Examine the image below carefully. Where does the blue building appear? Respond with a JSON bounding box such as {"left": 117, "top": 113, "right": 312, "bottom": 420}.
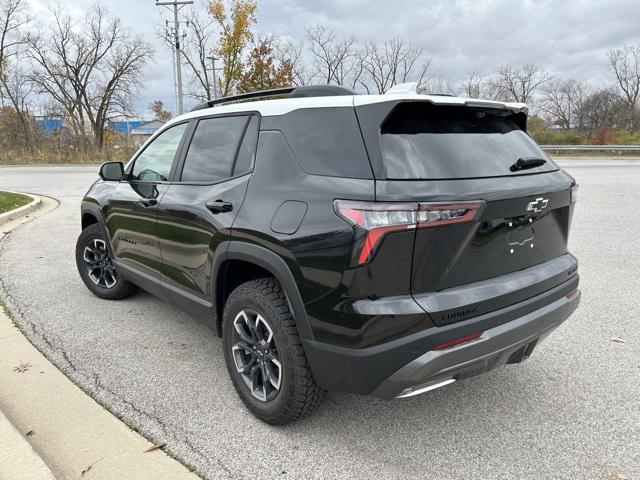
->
{"left": 105, "top": 120, "right": 147, "bottom": 134}
{"left": 33, "top": 117, "right": 164, "bottom": 145}
{"left": 34, "top": 116, "right": 64, "bottom": 135}
{"left": 130, "top": 120, "right": 166, "bottom": 146}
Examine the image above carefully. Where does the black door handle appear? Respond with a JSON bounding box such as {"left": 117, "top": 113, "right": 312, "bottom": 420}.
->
{"left": 138, "top": 198, "right": 158, "bottom": 207}
{"left": 205, "top": 199, "right": 233, "bottom": 214}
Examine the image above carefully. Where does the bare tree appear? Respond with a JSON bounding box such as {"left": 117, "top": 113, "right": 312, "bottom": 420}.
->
{"left": 461, "top": 69, "right": 485, "bottom": 98}
{"left": 581, "top": 88, "right": 625, "bottom": 135}
{"left": 305, "top": 25, "right": 362, "bottom": 88}
{"left": 540, "top": 79, "right": 574, "bottom": 129}
{"left": 540, "top": 79, "right": 591, "bottom": 130}
{"left": 360, "top": 37, "right": 431, "bottom": 93}
{"left": 274, "top": 38, "right": 311, "bottom": 86}
{"left": 570, "top": 80, "right": 590, "bottom": 131}
{"left": 0, "top": 0, "right": 32, "bottom": 147}
{"left": 607, "top": 45, "right": 640, "bottom": 130}
{"left": 422, "top": 76, "right": 457, "bottom": 96}
{"left": 26, "top": 5, "right": 153, "bottom": 147}
{"left": 0, "top": 0, "right": 28, "bottom": 79}
{"left": 490, "top": 63, "right": 553, "bottom": 104}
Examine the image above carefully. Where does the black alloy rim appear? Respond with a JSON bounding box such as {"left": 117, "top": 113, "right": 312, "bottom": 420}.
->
{"left": 83, "top": 239, "right": 118, "bottom": 289}
{"left": 231, "top": 309, "right": 283, "bottom": 402}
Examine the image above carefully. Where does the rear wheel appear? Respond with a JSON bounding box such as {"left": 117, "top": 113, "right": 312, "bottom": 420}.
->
{"left": 222, "top": 278, "right": 325, "bottom": 425}
{"left": 75, "top": 224, "right": 138, "bottom": 300}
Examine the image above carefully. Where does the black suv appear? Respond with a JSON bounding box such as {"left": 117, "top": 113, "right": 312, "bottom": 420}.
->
{"left": 76, "top": 84, "right": 580, "bottom": 424}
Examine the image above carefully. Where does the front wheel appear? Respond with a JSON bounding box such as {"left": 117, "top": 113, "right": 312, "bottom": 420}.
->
{"left": 222, "top": 278, "right": 326, "bottom": 425}
{"left": 75, "top": 224, "right": 138, "bottom": 300}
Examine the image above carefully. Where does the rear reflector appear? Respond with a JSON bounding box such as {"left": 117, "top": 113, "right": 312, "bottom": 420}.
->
{"left": 334, "top": 200, "right": 484, "bottom": 265}
{"left": 432, "top": 331, "right": 483, "bottom": 350}
{"left": 566, "top": 289, "right": 579, "bottom": 299}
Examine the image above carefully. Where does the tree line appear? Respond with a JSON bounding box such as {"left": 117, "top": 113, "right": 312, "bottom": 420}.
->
{"left": 1, "top": 0, "right": 640, "bottom": 164}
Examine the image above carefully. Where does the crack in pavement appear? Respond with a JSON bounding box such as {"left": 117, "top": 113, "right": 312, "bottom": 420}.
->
{"left": 0, "top": 211, "right": 239, "bottom": 480}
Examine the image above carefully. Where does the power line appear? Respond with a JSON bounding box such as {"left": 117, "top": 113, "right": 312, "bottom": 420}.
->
{"left": 155, "top": 0, "right": 193, "bottom": 115}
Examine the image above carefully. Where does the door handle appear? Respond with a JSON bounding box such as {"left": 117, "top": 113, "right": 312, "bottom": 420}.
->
{"left": 138, "top": 198, "right": 158, "bottom": 207}
{"left": 205, "top": 199, "right": 233, "bottom": 214}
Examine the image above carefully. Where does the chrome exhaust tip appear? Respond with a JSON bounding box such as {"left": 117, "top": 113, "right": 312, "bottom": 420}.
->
{"left": 395, "top": 378, "right": 456, "bottom": 399}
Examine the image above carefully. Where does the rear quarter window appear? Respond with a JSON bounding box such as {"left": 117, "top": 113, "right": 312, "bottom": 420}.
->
{"left": 277, "top": 107, "right": 373, "bottom": 179}
{"left": 380, "top": 103, "right": 558, "bottom": 179}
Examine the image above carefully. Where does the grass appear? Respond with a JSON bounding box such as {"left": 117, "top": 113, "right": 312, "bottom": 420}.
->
{"left": 0, "top": 191, "right": 31, "bottom": 215}
{"left": 0, "top": 297, "right": 21, "bottom": 329}
{"left": 0, "top": 298, "right": 11, "bottom": 317}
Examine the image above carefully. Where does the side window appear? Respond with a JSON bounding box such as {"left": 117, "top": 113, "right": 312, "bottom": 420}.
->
{"left": 280, "top": 107, "right": 372, "bottom": 178}
{"left": 131, "top": 123, "right": 188, "bottom": 182}
{"left": 233, "top": 115, "right": 259, "bottom": 176}
{"left": 180, "top": 115, "right": 248, "bottom": 183}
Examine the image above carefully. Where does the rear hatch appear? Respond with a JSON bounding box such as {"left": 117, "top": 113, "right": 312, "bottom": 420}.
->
{"left": 355, "top": 100, "right": 578, "bottom": 326}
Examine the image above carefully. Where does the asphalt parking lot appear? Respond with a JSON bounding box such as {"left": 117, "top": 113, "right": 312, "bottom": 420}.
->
{"left": 0, "top": 159, "right": 638, "bottom": 480}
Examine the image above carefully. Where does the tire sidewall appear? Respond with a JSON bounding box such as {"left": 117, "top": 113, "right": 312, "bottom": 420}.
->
{"left": 75, "top": 224, "right": 131, "bottom": 300}
{"left": 222, "top": 285, "right": 296, "bottom": 420}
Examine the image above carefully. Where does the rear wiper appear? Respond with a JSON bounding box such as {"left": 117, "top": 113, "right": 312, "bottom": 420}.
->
{"left": 510, "top": 157, "right": 547, "bottom": 172}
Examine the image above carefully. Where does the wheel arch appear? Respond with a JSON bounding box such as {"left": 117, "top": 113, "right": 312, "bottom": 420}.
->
{"left": 213, "top": 241, "right": 313, "bottom": 343}
{"left": 80, "top": 203, "right": 114, "bottom": 254}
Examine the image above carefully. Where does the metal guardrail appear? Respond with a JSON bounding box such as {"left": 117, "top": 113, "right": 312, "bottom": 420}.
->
{"left": 541, "top": 145, "right": 640, "bottom": 153}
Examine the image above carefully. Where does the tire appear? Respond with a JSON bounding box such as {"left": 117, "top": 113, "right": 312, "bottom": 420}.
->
{"left": 222, "top": 277, "right": 326, "bottom": 425}
{"left": 75, "top": 224, "right": 138, "bottom": 300}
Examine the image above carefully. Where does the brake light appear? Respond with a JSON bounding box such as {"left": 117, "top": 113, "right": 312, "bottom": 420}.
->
{"left": 334, "top": 200, "right": 484, "bottom": 265}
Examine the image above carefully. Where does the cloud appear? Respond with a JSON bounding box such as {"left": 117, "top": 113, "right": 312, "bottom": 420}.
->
{"left": 25, "top": 0, "right": 640, "bottom": 117}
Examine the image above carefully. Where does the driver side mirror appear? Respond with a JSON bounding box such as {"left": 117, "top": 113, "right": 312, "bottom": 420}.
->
{"left": 99, "top": 161, "right": 124, "bottom": 181}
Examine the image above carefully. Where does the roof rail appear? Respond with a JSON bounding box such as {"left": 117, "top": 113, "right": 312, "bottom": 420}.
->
{"left": 190, "top": 85, "right": 355, "bottom": 112}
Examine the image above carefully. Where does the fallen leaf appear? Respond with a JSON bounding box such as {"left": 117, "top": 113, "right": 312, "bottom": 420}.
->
{"left": 611, "top": 336, "right": 626, "bottom": 344}
{"left": 612, "top": 473, "right": 630, "bottom": 480}
{"left": 81, "top": 458, "right": 103, "bottom": 476}
{"left": 144, "top": 442, "right": 166, "bottom": 453}
{"left": 25, "top": 430, "right": 34, "bottom": 436}
{"left": 13, "top": 362, "right": 32, "bottom": 373}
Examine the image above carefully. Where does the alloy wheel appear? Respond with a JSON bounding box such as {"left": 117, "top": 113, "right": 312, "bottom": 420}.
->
{"left": 231, "top": 309, "right": 282, "bottom": 402}
{"left": 83, "top": 239, "right": 118, "bottom": 289}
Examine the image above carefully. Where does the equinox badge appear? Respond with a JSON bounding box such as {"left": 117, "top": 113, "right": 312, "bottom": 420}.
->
{"left": 526, "top": 197, "right": 549, "bottom": 213}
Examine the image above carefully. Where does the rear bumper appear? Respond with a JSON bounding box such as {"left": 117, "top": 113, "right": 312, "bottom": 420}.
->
{"left": 303, "top": 276, "right": 580, "bottom": 397}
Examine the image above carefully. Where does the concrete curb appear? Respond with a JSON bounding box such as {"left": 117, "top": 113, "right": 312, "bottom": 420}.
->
{"left": 0, "top": 191, "right": 42, "bottom": 226}
{"left": 0, "top": 197, "right": 199, "bottom": 480}
{"left": 0, "top": 410, "right": 56, "bottom": 480}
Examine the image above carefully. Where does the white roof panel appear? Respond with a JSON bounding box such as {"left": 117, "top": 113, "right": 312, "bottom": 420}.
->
{"left": 164, "top": 93, "right": 528, "bottom": 129}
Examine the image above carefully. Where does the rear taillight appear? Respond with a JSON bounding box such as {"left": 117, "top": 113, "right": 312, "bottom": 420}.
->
{"left": 570, "top": 184, "right": 578, "bottom": 204}
{"left": 334, "top": 200, "right": 484, "bottom": 266}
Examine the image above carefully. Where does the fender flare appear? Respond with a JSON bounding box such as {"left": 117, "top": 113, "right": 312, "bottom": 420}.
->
{"left": 80, "top": 203, "right": 114, "bottom": 253}
{"left": 213, "top": 241, "right": 314, "bottom": 342}
{"left": 81, "top": 203, "right": 127, "bottom": 274}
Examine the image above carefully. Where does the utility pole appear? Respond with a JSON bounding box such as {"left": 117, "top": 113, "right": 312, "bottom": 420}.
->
{"left": 155, "top": 0, "right": 193, "bottom": 115}
{"left": 207, "top": 56, "right": 222, "bottom": 99}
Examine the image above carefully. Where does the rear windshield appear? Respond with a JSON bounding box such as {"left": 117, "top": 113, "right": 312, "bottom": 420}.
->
{"left": 380, "top": 103, "right": 557, "bottom": 179}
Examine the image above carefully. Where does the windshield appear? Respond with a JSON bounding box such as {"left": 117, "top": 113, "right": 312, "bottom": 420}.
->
{"left": 380, "top": 103, "right": 557, "bottom": 179}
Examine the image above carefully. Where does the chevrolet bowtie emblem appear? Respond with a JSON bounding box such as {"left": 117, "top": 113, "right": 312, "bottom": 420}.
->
{"left": 526, "top": 197, "right": 549, "bottom": 213}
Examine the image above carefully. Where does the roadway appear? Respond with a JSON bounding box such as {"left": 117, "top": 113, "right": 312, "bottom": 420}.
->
{"left": 0, "top": 159, "right": 638, "bottom": 479}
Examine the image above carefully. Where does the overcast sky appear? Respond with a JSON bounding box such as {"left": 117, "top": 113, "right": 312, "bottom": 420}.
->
{"left": 26, "top": 0, "right": 640, "bottom": 118}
